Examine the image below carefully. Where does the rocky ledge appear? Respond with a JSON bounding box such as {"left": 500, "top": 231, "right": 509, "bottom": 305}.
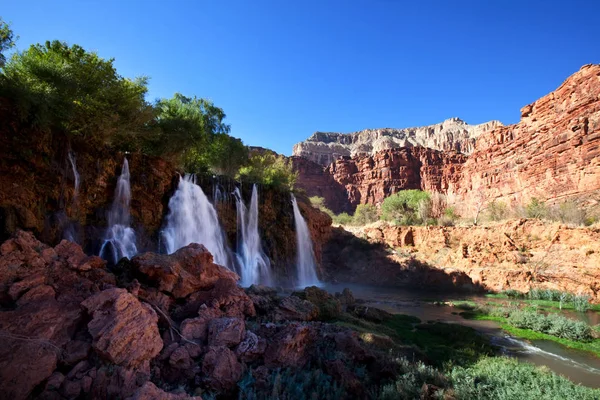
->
{"left": 292, "top": 118, "right": 502, "bottom": 166}
{"left": 0, "top": 231, "right": 410, "bottom": 400}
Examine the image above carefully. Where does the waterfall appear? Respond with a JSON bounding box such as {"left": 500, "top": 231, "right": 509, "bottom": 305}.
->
{"left": 234, "top": 185, "right": 272, "bottom": 286}
{"left": 291, "top": 194, "right": 321, "bottom": 287}
{"left": 68, "top": 151, "right": 80, "bottom": 199}
{"left": 161, "top": 174, "right": 232, "bottom": 268}
{"left": 63, "top": 151, "right": 81, "bottom": 242}
{"left": 99, "top": 158, "right": 138, "bottom": 263}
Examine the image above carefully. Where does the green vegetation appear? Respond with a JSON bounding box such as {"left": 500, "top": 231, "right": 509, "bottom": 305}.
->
{"left": 353, "top": 203, "right": 378, "bottom": 225}
{"left": 0, "top": 22, "right": 270, "bottom": 183}
{"left": 381, "top": 190, "right": 431, "bottom": 224}
{"left": 489, "top": 288, "right": 594, "bottom": 312}
{"left": 483, "top": 197, "right": 597, "bottom": 226}
{"left": 461, "top": 300, "right": 600, "bottom": 356}
{"left": 0, "top": 18, "right": 16, "bottom": 67}
{"left": 506, "top": 309, "right": 592, "bottom": 341}
{"left": 449, "top": 357, "right": 600, "bottom": 400}
{"left": 237, "top": 153, "right": 296, "bottom": 190}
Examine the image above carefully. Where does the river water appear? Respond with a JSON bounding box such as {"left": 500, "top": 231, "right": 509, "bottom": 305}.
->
{"left": 321, "top": 283, "right": 600, "bottom": 388}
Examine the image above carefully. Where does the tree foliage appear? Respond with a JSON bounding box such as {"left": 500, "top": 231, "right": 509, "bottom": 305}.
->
{"left": 1, "top": 40, "right": 152, "bottom": 143}
{"left": 380, "top": 190, "right": 431, "bottom": 224}
{"left": 237, "top": 153, "right": 296, "bottom": 190}
{"left": 0, "top": 17, "right": 16, "bottom": 67}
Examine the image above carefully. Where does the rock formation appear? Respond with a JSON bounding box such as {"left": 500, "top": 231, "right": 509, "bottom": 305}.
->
{"left": 294, "top": 64, "right": 600, "bottom": 216}
{"left": 294, "top": 147, "right": 466, "bottom": 213}
{"left": 449, "top": 64, "right": 600, "bottom": 215}
{"left": 331, "top": 219, "right": 600, "bottom": 302}
{"left": 293, "top": 117, "right": 502, "bottom": 166}
{"left": 0, "top": 230, "right": 405, "bottom": 400}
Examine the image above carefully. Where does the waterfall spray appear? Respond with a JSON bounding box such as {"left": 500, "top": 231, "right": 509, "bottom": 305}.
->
{"left": 234, "top": 185, "right": 272, "bottom": 286}
{"left": 291, "top": 194, "right": 320, "bottom": 288}
{"left": 161, "top": 174, "right": 232, "bottom": 268}
{"left": 99, "top": 158, "right": 138, "bottom": 263}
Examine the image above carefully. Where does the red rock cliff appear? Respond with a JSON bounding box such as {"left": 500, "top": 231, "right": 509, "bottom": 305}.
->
{"left": 449, "top": 64, "right": 600, "bottom": 214}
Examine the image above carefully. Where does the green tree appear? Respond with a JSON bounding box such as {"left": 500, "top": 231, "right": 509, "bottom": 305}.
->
{"left": 205, "top": 133, "right": 249, "bottom": 176}
{"left": 1, "top": 40, "right": 152, "bottom": 143}
{"left": 237, "top": 153, "right": 296, "bottom": 190}
{"left": 353, "top": 203, "right": 378, "bottom": 225}
{"left": 525, "top": 197, "right": 548, "bottom": 219}
{"left": 380, "top": 190, "right": 431, "bottom": 224}
{"left": 0, "top": 18, "right": 16, "bottom": 67}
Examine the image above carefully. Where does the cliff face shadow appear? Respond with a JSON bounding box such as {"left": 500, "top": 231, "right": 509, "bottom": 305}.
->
{"left": 322, "top": 227, "right": 486, "bottom": 293}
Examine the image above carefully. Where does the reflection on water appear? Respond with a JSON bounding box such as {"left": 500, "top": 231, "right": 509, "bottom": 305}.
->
{"left": 321, "top": 283, "right": 600, "bottom": 388}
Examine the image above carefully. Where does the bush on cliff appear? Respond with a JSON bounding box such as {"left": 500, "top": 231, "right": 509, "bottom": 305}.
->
{"left": 237, "top": 153, "right": 296, "bottom": 190}
{"left": 1, "top": 40, "right": 153, "bottom": 144}
{"left": 0, "top": 18, "right": 16, "bottom": 68}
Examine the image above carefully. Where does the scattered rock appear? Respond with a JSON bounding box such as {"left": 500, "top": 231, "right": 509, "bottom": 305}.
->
{"left": 208, "top": 317, "right": 245, "bottom": 347}
{"left": 202, "top": 346, "right": 242, "bottom": 392}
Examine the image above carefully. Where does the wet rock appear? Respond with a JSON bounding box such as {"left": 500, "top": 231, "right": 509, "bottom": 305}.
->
{"left": 246, "top": 284, "right": 279, "bottom": 314}
{"left": 235, "top": 331, "right": 267, "bottom": 362}
{"left": 208, "top": 317, "right": 245, "bottom": 347}
{"left": 169, "top": 346, "right": 192, "bottom": 370}
{"left": 350, "top": 305, "right": 393, "bottom": 323}
{"left": 82, "top": 288, "right": 163, "bottom": 368}
{"left": 264, "top": 323, "right": 316, "bottom": 368}
{"left": 202, "top": 346, "right": 242, "bottom": 392}
{"left": 295, "top": 286, "right": 341, "bottom": 320}
{"left": 131, "top": 244, "right": 239, "bottom": 299}
{"left": 63, "top": 340, "right": 91, "bottom": 366}
{"left": 128, "top": 381, "right": 202, "bottom": 400}
{"left": 274, "top": 295, "right": 318, "bottom": 321}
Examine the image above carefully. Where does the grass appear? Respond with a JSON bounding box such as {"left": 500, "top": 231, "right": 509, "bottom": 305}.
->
{"left": 462, "top": 311, "right": 600, "bottom": 357}
{"left": 337, "top": 313, "right": 495, "bottom": 368}
{"left": 485, "top": 294, "right": 600, "bottom": 312}
{"left": 450, "top": 357, "right": 600, "bottom": 400}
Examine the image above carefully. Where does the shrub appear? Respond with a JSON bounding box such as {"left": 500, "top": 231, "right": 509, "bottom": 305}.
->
{"left": 450, "top": 357, "right": 600, "bottom": 400}
{"left": 0, "top": 18, "right": 16, "bottom": 67}
{"left": 380, "top": 190, "right": 431, "bottom": 224}
{"left": 524, "top": 197, "right": 548, "bottom": 219}
{"left": 572, "top": 294, "right": 591, "bottom": 312}
{"left": 507, "top": 309, "right": 592, "bottom": 341}
{"left": 439, "top": 207, "right": 458, "bottom": 226}
{"left": 550, "top": 200, "right": 588, "bottom": 226}
{"left": 486, "top": 200, "right": 509, "bottom": 221}
{"left": 237, "top": 154, "right": 296, "bottom": 190}
{"left": 353, "top": 204, "right": 378, "bottom": 225}
{"left": 332, "top": 212, "right": 353, "bottom": 225}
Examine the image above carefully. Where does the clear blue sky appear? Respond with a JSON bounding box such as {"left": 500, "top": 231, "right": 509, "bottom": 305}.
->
{"left": 3, "top": 1, "right": 599, "bottom": 155}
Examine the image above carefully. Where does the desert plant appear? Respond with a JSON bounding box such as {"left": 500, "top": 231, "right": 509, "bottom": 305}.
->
{"left": 525, "top": 197, "right": 548, "bottom": 219}
{"left": 380, "top": 190, "right": 431, "bottom": 225}
{"left": 486, "top": 200, "right": 509, "bottom": 221}
{"left": 353, "top": 203, "right": 378, "bottom": 225}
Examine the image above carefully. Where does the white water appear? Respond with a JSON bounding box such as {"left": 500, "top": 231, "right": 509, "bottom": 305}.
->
{"left": 63, "top": 151, "right": 81, "bottom": 242}
{"left": 234, "top": 186, "right": 272, "bottom": 286}
{"left": 161, "top": 174, "right": 232, "bottom": 268}
{"left": 68, "top": 151, "right": 80, "bottom": 198}
{"left": 291, "top": 194, "right": 320, "bottom": 288}
{"left": 99, "top": 158, "right": 138, "bottom": 263}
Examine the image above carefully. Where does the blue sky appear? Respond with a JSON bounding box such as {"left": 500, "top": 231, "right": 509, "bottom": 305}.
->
{"left": 3, "top": 1, "right": 599, "bottom": 155}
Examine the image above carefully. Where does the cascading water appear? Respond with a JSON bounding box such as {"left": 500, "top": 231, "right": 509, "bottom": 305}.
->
{"left": 99, "top": 158, "right": 138, "bottom": 263}
{"left": 63, "top": 151, "right": 81, "bottom": 242}
{"left": 161, "top": 174, "right": 232, "bottom": 268}
{"left": 291, "top": 194, "right": 321, "bottom": 288}
{"left": 234, "top": 185, "right": 272, "bottom": 286}
{"left": 68, "top": 151, "right": 80, "bottom": 199}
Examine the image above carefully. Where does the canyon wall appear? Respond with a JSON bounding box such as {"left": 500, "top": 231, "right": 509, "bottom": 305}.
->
{"left": 448, "top": 64, "right": 600, "bottom": 215}
{"left": 294, "top": 64, "right": 600, "bottom": 215}
{"left": 345, "top": 220, "right": 600, "bottom": 302}
{"left": 293, "top": 118, "right": 502, "bottom": 166}
{"left": 293, "top": 147, "right": 466, "bottom": 213}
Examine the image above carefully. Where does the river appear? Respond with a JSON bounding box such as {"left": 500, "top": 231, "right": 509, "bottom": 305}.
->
{"left": 321, "top": 283, "right": 600, "bottom": 388}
